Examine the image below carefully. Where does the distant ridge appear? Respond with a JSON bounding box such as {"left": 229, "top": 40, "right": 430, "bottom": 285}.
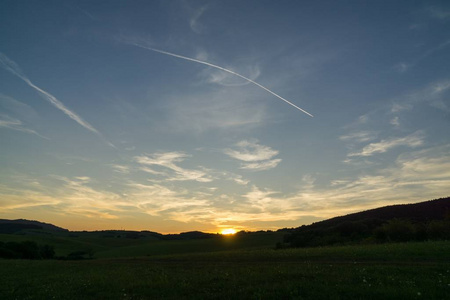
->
{"left": 307, "top": 196, "right": 450, "bottom": 229}
{"left": 0, "top": 219, "right": 68, "bottom": 234}
{"left": 1, "top": 197, "right": 448, "bottom": 238}
{"left": 284, "top": 197, "right": 450, "bottom": 247}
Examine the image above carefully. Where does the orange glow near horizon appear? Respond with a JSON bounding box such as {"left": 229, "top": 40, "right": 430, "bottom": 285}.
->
{"left": 220, "top": 228, "right": 237, "bottom": 235}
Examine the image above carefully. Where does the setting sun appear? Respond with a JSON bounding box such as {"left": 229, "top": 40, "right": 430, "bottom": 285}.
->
{"left": 221, "top": 229, "right": 237, "bottom": 235}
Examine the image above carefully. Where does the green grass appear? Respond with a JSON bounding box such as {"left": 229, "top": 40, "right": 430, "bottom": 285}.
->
{"left": 0, "top": 241, "right": 449, "bottom": 299}
{"left": 97, "top": 232, "right": 285, "bottom": 258}
{"left": 0, "top": 231, "right": 286, "bottom": 258}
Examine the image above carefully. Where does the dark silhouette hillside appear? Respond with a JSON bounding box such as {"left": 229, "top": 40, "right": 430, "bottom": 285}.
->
{"left": 2, "top": 197, "right": 449, "bottom": 252}
{"left": 0, "top": 219, "right": 68, "bottom": 234}
{"left": 283, "top": 197, "right": 450, "bottom": 248}
{"left": 316, "top": 197, "right": 450, "bottom": 226}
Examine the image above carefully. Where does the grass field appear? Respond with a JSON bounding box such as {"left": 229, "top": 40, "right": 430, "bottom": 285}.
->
{"left": 0, "top": 231, "right": 285, "bottom": 257}
{"left": 0, "top": 239, "right": 449, "bottom": 299}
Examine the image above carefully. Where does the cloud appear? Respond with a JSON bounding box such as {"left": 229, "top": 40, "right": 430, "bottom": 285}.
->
{"left": 161, "top": 90, "right": 267, "bottom": 133}
{"left": 393, "top": 40, "right": 450, "bottom": 73}
{"left": 216, "top": 171, "right": 250, "bottom": 185}
{"left": 421, "top": 40, "right": 450, "bottom": 59}
{"left": 202, "top": 64, "right": 261, "bottom": 87}
{"left": 224, "top": 140, "right": 281, "bottom": 171}
{"left": 390, "top": 103, "right": 413, "bottom": 113}
{"left": 389, "top": 79, "right": 450, "bottom": 113}
{"left": 0, "top": 114, "right": 48, "bottom": 139}
{"left": 0, "top": 173, "right": 212, "bottom": 224}
{"left": 232, "top": 175, "right": 249, "bottom": 185}
{"left": 0, "top": 176, "right": 126, "bottom": 219}
{"left": 339, "top": 131, "right": 377, "bottom": 143}
{"left": 231, "top": 145, "right": 450, "bottom": 224}
{"left": 349, "top": 131, "right": 424, "bottom": 157}
{"left": 2, "top": 144, "right": 448, "bottom": 231}
{"left": 0, "top": 94, "right": 39, "bottom": 120}
{"left": 301, "top": 175, "right": 316, "bottom": 190}
{"left": 343, "top": 114, "right": 370, "bottom": 130}
{"left": 428, "top": 6, "right": 450, "bottom": 20}
{"left": 243, "top": 186, "right": 279, "bottom": 211}
{"left": 0, "top": 52, "right": 114, "bottom": 147}
{"left": 189, "top": 5, "right": 208, "bottom": 34}
{"left": 332, "top": 145, "right": 450, "bottom": 205}
{"left": 239, "top": 159, "right": 282, "bottom": 171}
{"left": 390, "top": 117, "right": 400, "bottom": 127}
{"left": 126, "top": 182, "right": 210, "bottom": 216}
{"left": 393, "top": 62, "right": 411, "bottom": 73}
{"left": 111, "top": 164, "right": 130, "bottom": 174}
{"left": 224, "top": 140, "right": 278, "bottom": 162}
{"left": 122, "top": 40, "right": 313, "bottom": 117}
{"left": 135, "top": 152, "right": 213, "bottom": 182}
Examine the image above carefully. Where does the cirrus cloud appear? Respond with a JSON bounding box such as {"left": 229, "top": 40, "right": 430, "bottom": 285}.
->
{"left": 224, "top": 139, "right": 281, "bottom": 171}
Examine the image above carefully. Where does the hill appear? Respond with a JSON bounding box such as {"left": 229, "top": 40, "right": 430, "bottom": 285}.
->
{"left": 283, "top": 197, "right": 450, "bottom": 247}
{"left": 313, "top": 197, "right": 450, "bottom": 226}
{"left": 0, "top": 219, "right": 69, "bottom": 234}
{"left": 1, "top": 196, "right": 449, "bottom": 255}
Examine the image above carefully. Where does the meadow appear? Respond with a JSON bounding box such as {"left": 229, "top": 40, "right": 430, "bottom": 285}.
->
{"left": 0, "top": 236, "right": 449, "bottom": 299}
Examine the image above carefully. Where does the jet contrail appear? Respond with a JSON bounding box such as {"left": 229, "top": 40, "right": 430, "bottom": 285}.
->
{"left": 128, "top": 43, "right": 314, "bottom": 117}
{"left": 0, "top": 52, "right": 115, "bottom": 148}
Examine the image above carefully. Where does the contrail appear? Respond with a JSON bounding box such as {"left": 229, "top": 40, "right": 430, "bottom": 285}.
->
{"left": 127, "top": 42, "right": 314, "bottom": 117}
{"left": 0, "top": 52, "right": 115, "bottom": 148}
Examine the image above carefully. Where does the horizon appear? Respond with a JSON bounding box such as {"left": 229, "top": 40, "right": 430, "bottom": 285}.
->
{"left": 3, "top": 196, "right": 448, "bottom": 234}
{"left": 1, "top": 1, "right": 450, "bottom": 234}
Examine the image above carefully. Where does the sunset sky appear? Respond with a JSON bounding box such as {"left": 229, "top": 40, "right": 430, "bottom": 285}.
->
{"left": 1, "top": 1, "right": 449, "bottom": 233}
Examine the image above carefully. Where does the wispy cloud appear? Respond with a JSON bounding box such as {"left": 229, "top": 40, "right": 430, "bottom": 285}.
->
{"left": 189, "top": 5, "right": 208, "bottom": 34}
{"left": 0, "top": 176, "right": 125, "bottom": 219}
{"left": 224, "top": 140, "right": 278, "bottom": 161}
{"left": 0, "top": 114, "right": 48, "bottom": 139}
{"left": 111, "top": 164, "right": 130, "bottom": 174}
{"left": 0, "top": 52, "right": 114, "bottom": 147}
{"left": 120, "top": 39, "right": 314, "bottom": 117}
{"left": 2, "top": 144, "right": 449, "bottom": 231}
{"left": 339, "top": 131, "right": 377, "bottom": 143}
{"left": 224, "top": 140, "right": 281, "bottom": 171}
{"left": 240, "top": 159, "right": 282, "bottom": 171}
{"left": 393, "top": 62, "right": 411, "bottom": 73}
{"left": 161, "top": 90, "right": 267, "bottom": 133}
{"left": 126, "top": 182, "right": 209, "bottom": 215}
{"left": 135, "top": 152, "right": 213, "bottom": 182}
{"left": 215, "top": 171, "right": 250, "bottom": 185}
{"left": 391, "top": 103, "right": 413, "bottom": 113}
{"left": 390, "top": 116, "right": 400, "bottom": 127}
{"left": 202, "top": 64, "right": 261, "bottom": 87}
{"left": 394, "top": 40, "right": 450, "bottom": 73}
{"left": 0, "top": 94, "right": 39, "bottom": 120}
{"left": 343, "top": 114, "right": 370, "bottom": 130}
{"left": 428, "top": 6, "right": 450, "bottom": 20}
{"left": 390, "top": 79, "right": 450, "bottom": 113}
{"left": 348, "top": 131, "right": 424, "bottom": 157}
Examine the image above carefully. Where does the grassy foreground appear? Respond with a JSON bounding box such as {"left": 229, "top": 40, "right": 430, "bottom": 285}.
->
{"left": 0, "top": 241, "right": 449, "bottom": 299}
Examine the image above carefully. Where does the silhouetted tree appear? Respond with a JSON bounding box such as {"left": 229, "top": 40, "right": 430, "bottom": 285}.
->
{"left": 40, "top": 244, "right": 55, "bottom": 259}
{"left": 380, "top": 219, "right": 415, "bottom": 242}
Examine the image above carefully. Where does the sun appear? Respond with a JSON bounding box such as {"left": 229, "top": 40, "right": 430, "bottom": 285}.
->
{"left": 220, "top": 228, "right": 237, "bottom": 235}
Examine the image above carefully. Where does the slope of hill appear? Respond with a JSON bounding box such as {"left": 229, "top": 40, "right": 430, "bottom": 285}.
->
{"left": 0, "top": 219, "right": 69, "bottom": 234}
{"left": 315, "top": 197, "right": 450, "bottom": 226}
{"left": 1, "top": 196, "right": 449, "bottom": 254}
{"left": 284, "top": 197, "right": 450, "bottom": 247}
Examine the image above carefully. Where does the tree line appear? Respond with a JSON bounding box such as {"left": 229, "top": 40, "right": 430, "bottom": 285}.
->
{"left": 282, "top": 218, "right": 450, "bottom": 248}
{"left": 0, "top": 240, "right": 55, "bottom": 259}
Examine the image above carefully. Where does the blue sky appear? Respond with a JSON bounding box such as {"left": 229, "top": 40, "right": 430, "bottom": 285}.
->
{"left": 1, "top": 0, "right": 449, "bottom": 233}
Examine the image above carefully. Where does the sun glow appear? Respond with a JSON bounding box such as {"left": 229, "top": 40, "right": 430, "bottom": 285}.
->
{"left": 220, "top": 228, "right": 237, "bottom": 235}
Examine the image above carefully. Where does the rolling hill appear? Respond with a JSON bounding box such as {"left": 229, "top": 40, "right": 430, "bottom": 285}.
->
{"left": 284, "top": 197, "right": 450, "bottom": 247}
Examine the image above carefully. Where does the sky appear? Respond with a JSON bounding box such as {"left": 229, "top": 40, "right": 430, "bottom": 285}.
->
{"left": 0, "top": 0, "right": 449, "bottom": 233}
